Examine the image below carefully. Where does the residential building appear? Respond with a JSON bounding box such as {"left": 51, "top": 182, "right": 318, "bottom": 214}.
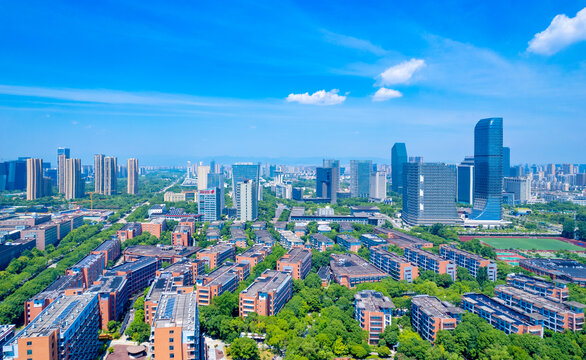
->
{"left": 197, "top": 242, "right": 235, "bottom": 269}
{"left": 141, "top": 217, "right": 167, "bottom": 238}
{"left": 26, "top": 158, "right": 43, "bottom": 200}
{"left": 404, "top": 247, "right": 457, "bottom": 281}
{"left": 336, "top": 234, "right": 361, "bottom": 252}
{"left": 57, "top": 147, "right": 70, "bottom": 194}
{"left": 0, "top": 325, "right": 15, "bottom": 360}
{"left": 127, "top": 158, "right": 139, "bottom": 195}
{"left": 411, "top": 295, "right": 463, "bottom": 342}
{"left": 94, "top": 154, "right": 104, "bottom": 194}
{"left": 172, "top": 225, "right": 192, "bottom": 247}
{"left": 236, "top": 244, "right": 272, "bottom": 268}
{"left": 350, "top": 160, "right": 372, "bottom": 198}
{"left": 310, "top": 233, "right": 334, "bottom": 252}
{"left": 104, "top": 257, "right": 159, "bottom": 295}
{"left": 471, "top": 118, "right": 503, "bottom": 221}
{"left": 198, "top": 188, "right": 222, "bottom": 221}
{"left": 88, "top": 275, "right": 129, "bottom": 330}
{"left": 355, "top": 290, "right": 395, "bottom": 344}
{"left": 461, "top": 293, "right": 543, "bottom": 336}
{"left": 145, "top": 276, "right": 194, "bottom": 325}
{"left": 103, "top": 156, "right": 118, "bottom": 195}
{"left": 439, "top": 245, "right": 497, "bottom": 281}
{"left": 330, "top": 253, "right": 389, "bottom": 288}
{"left": 506, "top": 273, "right": 569, "bottom": 301}
{"left": 65, "top": 158, "right": 84, "bottom": 200}
{"left": 239, "top": 179, "right": 258, "bottom": 221}
{"left": 457, "top": 156, "right": 474, "bottom": 204}
{"left": 391, "top": 143, "right": 408, "bottom": 194}
{"left": 402, "top": 162, "right": 460, "bottom": 225}
{"left": 370, "top": 247, "right": 419, "bottom": 282}
{"left": 239, "top": 270, "right": 292, "bottom": 317}
{"left": 117, "top": 222, "right": 142, "bottom": 242}
{"left": 277, "top": 248, "right": 312, "bottom": 280}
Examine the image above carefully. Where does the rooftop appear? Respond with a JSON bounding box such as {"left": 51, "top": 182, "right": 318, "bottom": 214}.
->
{"left": 238, "top": 244, "right": 271, "bottom": 258}
{"left": 124, "top": 245, "right": 199, "bottom": 258}
{"left": 30, "top": 273, "right": 84, "bottom": 301}
{"left": 173, "top": 225, "right": 191, "bottom": 234}
{"left": 496, "top": 286, "right": 585, "bottom": 315}
{"left": 241, "top": 270, "right": 291, "bottom": 297}
{"left": 412, "top": 295, "right": 464, "bottom": 319}
{"left": 463, "top": 293, "right": 545, "bottom": 325}
{"left": 355, "top": 290, "right": 395, "bottom": 312}
{"left": 440, "top": 245, "right": 493, "bottom": 263}
{"left": 370, "top": 246, "right": 411, "bottom": 263}
{"left": 88, "top": 275, "right": 127, "bottom": 294}
{"left": 280, "top": 248, "right": 311, "bottom": 264}
{"left": 405, "top": 247, "right": 449, "bottom": 262}
{"left": 310, "top": 233, "right": 333, "bottom": 244}
{"left": 153, "top": 293, "right": 198, "bottom": 332}
{"left": 520, "top": 258, "right": 586, "bottom": 280}
{"left": 106, "top": 256, "right": 158, "bottom": 274}
{"left": 330, "top": 253, "right": 387, "bottom": 277}
{"left": 337, "top": 234, "right": 360, "bottom": 243}
{"left": 198, "top": 242, "right": 234, "bottom": 255}
{"left": 120, "top": 222, "right": 142, "bottom": 232}
{"left": 71, "top": 253, "right": 104, "bottom": 269}
{"left": 92, "top": 239, "right": 120, "bottom": 252}
{"left": 198, "top": 263, "right": 240, "bottom": 287}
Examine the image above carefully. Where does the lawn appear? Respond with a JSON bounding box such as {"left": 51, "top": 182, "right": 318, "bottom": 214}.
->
{"left": 478, "top": 237, "right": 584, "bottom": 251}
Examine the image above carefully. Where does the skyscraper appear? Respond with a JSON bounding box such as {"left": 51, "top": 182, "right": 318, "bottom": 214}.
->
{"left": 239, "top": 179, "right": 258, "bottom": 221}
{"left": 391, "top": 143, "right": 408, "bottom": 194}
{"left": 57, "top": 147, "right": 70, "bottom": 194}
{"left": 350, "top": 160, "right": 372, "bottom": 198}
{"left": 322, "top": 159, "right": 340, "bottom": 203}
{"left": 402, "top": 163, "right": 460, "bottom": 225}
{"left": 369, "top": 171, "right": 387, "bottom": 201}
{"left": 65, "top": 158, "right": 84, "bottom": 200}
{"left": 471, "top": 118, "right": 503, "bottom": 221}
{"left": 127, "top": 158, "right": 139, "bottom": 195}
{"left": 316, "top": 167, "right": 334, "bottom": 201}
{"left": 502, "top": 147, "right": 511, "bottom": 178}
{"left": 198, "top": 188, "right": 222, "bottom": 221}
{"left": 26, "top": 158, "right": 43, "bottom": 200}
{"left": 457, "top": 156, "right": 474, "bottom": 205}
{"left": 103, "top": 156, "right": 118, "bottom": 195}
{"left": 94, "top": 154, "right": 104, "bottom": 194}
{"left": 197, "top": 164, "right": 210, "bottom": 190}
{"left": 232, "top": 163, "right": 260, "bottom": 217}
{"left": 208, "top": 171, "right": 225, "bottom": 210}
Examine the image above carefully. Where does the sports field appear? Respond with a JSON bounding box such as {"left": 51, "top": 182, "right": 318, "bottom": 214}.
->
{"left": 478, "top": 237, "right": 584, "bottom": 251}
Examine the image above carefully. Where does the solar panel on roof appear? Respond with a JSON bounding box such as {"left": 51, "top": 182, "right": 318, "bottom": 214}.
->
{"left": 164, "top": 297, "right": 176, "bottom": 318}
{"left": 53, "top": 299, "right": 80, "bottom": 326}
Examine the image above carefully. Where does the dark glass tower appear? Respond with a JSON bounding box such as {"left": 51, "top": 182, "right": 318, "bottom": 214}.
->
{"left": 471, "top": 118, "right": 503, "bottom": 221}
{"left": 318, "top": 159, "right": 339, "bottom": 203}
{"left": 391, "top": 143, "right": 407, "bottom": 194}
{"left": 350, "top": 160, "right": 372, "bottom": 198}
{"left": 502, "top": 147, "right": 510, "bottom": 178}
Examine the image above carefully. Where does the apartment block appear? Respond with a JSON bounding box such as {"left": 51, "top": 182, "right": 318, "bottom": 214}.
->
{"left": 24, "top": 273, "right": 84, "bottom": 325}
{"left": 374, "top": 227, "right": 433, "bottom": 249}
{"left": 4, "top": 293, "right": 100, "bottom": 360}
{"left": 104, "top": 257, "right": 159, "bottom": 295}
{"left": 151, "top": 292, "right": 204, "bottom": 360}
{"left": 172, "top": 225, "right": 193, "bottom": 247}
{"left": 404, "top": 247, "right": 456, "bottom": 281}
{"left": 370, "top": 246, "right": 419, "bottom": 282}
{"left": 236, "top": 244, "right": 272, "bottom": 268}
{"left": 494, "top": 286, "right": 585, "bottom": 332}
{"left": 229, "top": 228, "right": 248, "bottom": 248}
{"left": 117, "top": 222, "right": 142, "bottom": 241}
{"left": 239, "top": 270, "right": 292, "bottom": 317}
{"left": 277, "top": 248, "right": 312, "bottom": 280}
{"left": 279, "top": 230, "right": 304, "bottom": 249}
{"left": 91, "top": 238, "right": 122, "bottom": 267}
{"left": 360, "top": 233, "right": 387, "bottom": 249}
{"left": 506, "top": 273, "right": 569, "bottom": 301}
{"left": 439, "top": 244, "right": 497, "bottom": 281}
{"left": 411, "top": 295, "right": 464, "bottom": 342}
{"left": 66, "top": 253, "right": 106, "bottom": 288}
{"left": 336, "top": 234, "right": 361, "bottom": 252}
{"left": 330, "top": 253, "right": 389, "bottom": 288}
{"left": 123, "top": 245, "right": 199, "bottom": 264}
{"left": 354, "top": 290, "right": 395, "bottom": 344}
{"left": 461, "top": 293, "right": 543, "bottom": 336}
{"left": 88, "top": 275, "right": 129, "bottom": 330}
{"left": 254, "top": 229, "right": 276, "bottom": 247}
{"left": 195, "top": 263, "right": 248, "bottom": 306}
{"left": 141, "top": 218, "right": 167, "bottom": 239}
{"left": 196, "top": 242, "right": 235, "bottom": 269}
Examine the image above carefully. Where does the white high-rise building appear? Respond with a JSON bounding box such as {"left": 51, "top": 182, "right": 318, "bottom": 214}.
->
{"left": 197, "top": 165, "right": 210, "bottom": 190}
{"left": 504, "top": 177, "right": 531, "bottom": 205}
{"left": 239, "top": 179, "right": 258, "bottom": 222}
{"left": 369, "top": 171, "right": 387, "bottom": 201}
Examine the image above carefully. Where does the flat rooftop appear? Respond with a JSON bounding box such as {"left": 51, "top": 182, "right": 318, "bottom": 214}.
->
{"left": 92, "top": 239, "right": 119, "bottom": 252}
{"left": 198, "top": 242, "right": 234, "bottom": 255}
{"left": 239, "top": 244, "right": 271, "bottom": 258}
{"left": 376, "top": 228, "right": 432, "bottom": 246}
{"left": 88, "top": 275, "right": 127, "bottom": 294}
{"left": 412, "top": 295, "right": 464, "bottom": 319}
{"left": 371, "top": 247, "right": 411, "bottom": 263}
{"left": 406, "top": 247, "right": 448, "bottom": 262}
{"left": 147, "top": 276, "right": 183, "bottom": 302}
{"left": 507, "top": 273, "right": 566, "bottom": 288}
{"left": 106, "top": 256, "right": 158, "bottom": 274}
{"left": 30, "top": 273, "right": 83, "bottom": 301}
{"left": 120, "top": 222, "right": 142, "bottom": 232}
{"left": 337, "top": 234, "right": 360, "bottom": 243}
{"left": 173, "top": 225, "right": 191, "bottom": 234}
{"left": 124, "top": 245, "right": 199, "bottom": 257}
{"left": 280, "top": 248, "right": 311, "bottom": 264}
{"left": 310, "top": 233, "right": 333, "bottom": 243}
{"left": 230, "top": 228, "right": 247, "bottom": 238}
{"left": 496, "top": 286, "right": 585, "bottom": 314}
{"left": 290, "top": 207, "right": 306, "bottom": 217}
{"left": 520, "top": 258, "right": 586, "bottom": 280}
{"left": 199, "top": 263, "right": 240, "bottom": 287}
{"left": 463, "top": 293, "right": 545, "bottom": 325}
{"left": 330, "top": 253, "right": 387, "bottom": 277}
{"left": 441, "top": 245, "right": 492, "bottom": 263}
{"left": 241, "top": 270, "right": 291, "bottom": 297}
{"left": 154, "top": 293, "right": 198, "bottom": 331}
{"left": 355, "top": 290, "right": 395, "bottom": 312}
{"left": 71, "top": 253, "right": 103, "bottom": 269}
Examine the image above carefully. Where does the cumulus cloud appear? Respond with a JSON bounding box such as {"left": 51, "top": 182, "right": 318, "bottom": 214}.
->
{"left": 286, "top": 89, "right": 346, "bottom": 105}
{"left": 372, "top": 88, "right": 402, "bottom": 102}
{"left": 378, "top": 58, "right": 425, "bottom": 85}
{"left": 528, "top": 8, "right": 586, "bottom": 55}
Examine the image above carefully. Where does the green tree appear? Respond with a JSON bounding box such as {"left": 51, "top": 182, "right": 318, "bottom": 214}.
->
{"left": 229, "top": 337, "right": 260, "bottom": 360}
{"left": 333, "top": 337, "right": 348, "bottom": 356}
{"left": 304, "top": 273, "right": 322, "bottom": 289}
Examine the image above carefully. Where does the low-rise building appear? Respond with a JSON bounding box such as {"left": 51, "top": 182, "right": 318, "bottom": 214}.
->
{"left": 196, "top": 263, "right": 249, "bottom": 306}
{"left": 374, "top": 227, "right": 433, "bottom": 249}
{"left": 439, "top": 244, "right": 497, "bottom": 281}
{"left": 506, "top": 273, "right": 569, "bottom": 301}
{"left": 116, "top": 222, "right": 142, "bottom": 241}
{"left": 310, "top": 233, "right": 334, "bottom": 252}
{"left": 196, "top": 242, "right": 235, "bottom": 270}
{"left": 88, "top": 275, "right": 129, "bottom": 331}
{"left": 229, "top": 228, "right": 248, "bottom": 248}
{"left": 277, "top": 248, "right": 312, "bottom": 280}
{"left": 172, "top": 225, "right": 193, "bottom": 247}
{"left": 355, "top": 290, "right": 395, "bottom": 344}
{"left": 206, "top": 228, "right": 221, "bottom": 241}
{"left": 239, "top": 270, "right": 292, "bottom": 317}
{"left": 330, "top": 253, "right": 389, "bottom": 288}
{"left": 91, "top": 239, "right": 121, "bottom": 266}
{"left": 370, "top": 246, "right": 419, "bottom": 282}
{"left": 404, "top": 247, "right": 456, "bottom": 281}
{"left": 519, "top": 258, "right": 586, "bottom": 286}
{"left": 123, "top": 245, "right": 199, "bottom": 264}
{"left": 254, "top": 229, "right": 276, "bottom": 246}
{"left": 317, "top": 266, "right": 331, "bottom": 287}
{"left": 236, "top": 244, "right": 272, "bottom": 268}
{"left": 336, "top": 234, "right": 361, "bottom": 252}
{"left": 141, "top": 217, "right": 167, "bottom": 239}
{"left": 104, "top": 257, "right": 159, "bottom": 295}
{"left": 411, "top": 295, "right": 463, "bottom": 342}
{"left": 279, "top": 230, "right": 304, "bottom": 249}
{"left": 156, "top": 259, "right": 205, "bottom": 286}
{"left": 360, "top": 233, "right": 387, "bottom": 249}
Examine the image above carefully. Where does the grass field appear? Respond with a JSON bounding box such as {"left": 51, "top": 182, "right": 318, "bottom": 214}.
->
{"left": 479, "top": 237, "right": 584, "bottom": 251}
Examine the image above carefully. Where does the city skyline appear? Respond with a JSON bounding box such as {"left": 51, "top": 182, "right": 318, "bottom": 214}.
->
{"left": 1, "top": 2, "right": 586, "bottom": 164}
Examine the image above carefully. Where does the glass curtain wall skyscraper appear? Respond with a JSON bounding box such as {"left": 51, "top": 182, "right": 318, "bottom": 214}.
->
{"left": 471, "top": 118, "right": 503, "bottom": 221}
{"left": 350, "top": 160, "right": 372, "bottom": 198}
{"left": 391, "top": 143, "right": 407, "bottom": 194}
{"left": 232, "top": 163, "right": 260, "bottom": 218}
{"left": 316, "top": 159, "right": 339, "bottom": 203}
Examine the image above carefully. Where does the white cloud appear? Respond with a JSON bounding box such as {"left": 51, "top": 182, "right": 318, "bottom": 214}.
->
{"left": 372, "top": 88, "right": 402, "bottom": 102}
{"left": 286, "top": 89, "right": 346, "bottom": 105}
{"left": 378, "top": 58, "right": 425, "bottom": 85}
{"left": 323, "top": 30, "right": 387, "bottom": 56}
{"left": 528, "top": 8, "right": 586, "bottom": 55}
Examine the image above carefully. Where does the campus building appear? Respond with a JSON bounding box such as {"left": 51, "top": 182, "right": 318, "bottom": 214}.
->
{"left": 360, "top": 233, "right": 387, "bottom": 249}
{"left": 196, "top": 242, "right": 235, "bottom": 270}
{"left": 88, "top": 275, "right": 129, "bottom": 331}
{"left": 239, "top": 270, "right": 292, "bottom": 317}
{"left": 519, "top": 258, "right": 586, "bottom": 286}
{"left": 330, "top": 253, "right": 389, "bottom": 288}
{"left": 117, "top": 222, "right": 143, "bottom": 242}
{"left": 506, "top": 273, "right": 569, "bottom": 301}
{"left": 279, "top": 230, "right": 304, "bottom": 249}
{"left": 140, "top": 218, "right": 167, "bottom": 239}
{"left": 411, "top": 295, "right": 464, "bottom": 342}
{"left": 236, "top": 244, "right": 272, "bottom": 268}
{"left": 91, "top": 239, "right": 122, "bottom": 267}
{"left": 370, "top": 246, "right": 419, "bottom": 282}
{"left": 195, "top": 263, "right": 249, "bottom": 306}
{"left": 172, "top": 225, "right": 193, "bottom": 247}
{"left": 310, "top": 233, "right": 334, "bottom": 252}
{"left": 354, "top": 290, "right": 395, "bottom": 344}
{"left": 277, "top": 248, "right": 312, "bottom": 280}
{"left": 66, "top": 253, "right": 106, "bottom": 289}
{"left": 439, "top": 245, "right": 497, "bottom": 281}
{"left": 104, "top": 257, "right": 159, "bottom": 295}
{"left": 374, "top": 227, "right": 433, "bottom": 249}
{"left": 145, "top": 276, "right": 195, "bottom": 325}
{"left": 336, "top": 234, "right": 361, "bottom": 252}
{"left": 123, "top": 245, "right": 199, "bottom": 264}
{"left": 404, "top": 247, "right": 457, "bottom": 281}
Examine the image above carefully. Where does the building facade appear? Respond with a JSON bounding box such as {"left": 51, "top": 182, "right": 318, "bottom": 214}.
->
{"left": 127, "top": 158, "right": 139, "bottom": 195}
{"left": 391, "top": 143, "right": 407, "bottom": 194}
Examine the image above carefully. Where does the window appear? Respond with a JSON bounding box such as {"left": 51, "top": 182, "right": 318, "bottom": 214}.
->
{"left": 169, "top": 345, "right": 174, "bottom": 350}
{"left": 27, "top": 342, "right": 32, "bottom": 346}
{"left": 27, "top": 350, "right": 32, "bottom": 355}
{"left": 169, "top": 338, "right": 174, "bottom": 342}
{"left": 169, "top": 330, "right": 174, "bottom": 334}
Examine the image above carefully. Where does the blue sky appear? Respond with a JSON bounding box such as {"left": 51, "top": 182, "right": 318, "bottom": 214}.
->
{"left": 0, "top": 1, "right": 585, "bottom": 166}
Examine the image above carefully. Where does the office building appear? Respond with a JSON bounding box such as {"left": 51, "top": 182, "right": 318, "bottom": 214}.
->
{"left": 197, "top": 242, "right": 235, "bottom": 269}
{"left": 4, "top": 293, "right": 100, "bottom": 360}
{"left": 105, "top": 257, "right": 159, "bottom": 294}
{"left": 239, "top": 270, "right": 292, "bottom": 317}
{"left": 88, "top": 275, "right": 129, "bottom": 330}
{"left": 402, "top": 162, "right": 460, "bottom": 225}
{"left": 238, "top": 179, "right": 258, "bottom": 221}
{"left": 316, "top": 167, "right": 334, "bottom": 202}
{"left": 471, "top": 118, "right": 503, "bottom": 221}
{"left": 152, "top": 292, "right": 204, "bottom": 360}
{"left": 0, "top": 159, "right": 26, "bottom": 191}
{"left": 439, "top": 245, "right": 497, "bottom": 281}
{"left": 336, "top": 234, "right": 361, "bottom": 252}
{"left": 207, "top": 171, "right": 225, "bottom": 209}
{"left": 232, "top": 163, "right": 260, "bottom": 216}
{"left": 57, "top": 147, "right": 70, "bottom": 194}
{"left": 494, "top": 286, "right": 585, "bottom": 332}
{"left": 461, "top": 293, "right": 543, "bottom": 336}
{"left": 350, "top": 160, "right": 372, "bottom": 198}
{"left": 369, "top": 171, "right": 386, "bottom": 201}
{"left": 236, "top": 244, "right": 272, "bottom": 268}
{"left": 457, "top": 156, "right": 474, "bottom": 204}
{"left": 519, "top": 258, "right": 586, "bottom": 286}
{"left": 503, "top": 177, "right": 531, "bottom": 205}
{"left": 127, "top": 158, "right": 139, "bottom": 194}
{"left": 277, "top": 248, "right": 312, "bottom": 280}
{"left": 198, "top": 188, "right": 222, "bottom": 221}
{"left": 26, "top": 158, "right": 43, "bottom": 200}
{"left": 172, "top": 225, "right": 192, "bottom": 247}
{"left": 404, "top": 247, "right": 456, "bottom": 281}
{"left": 196, "top": 164, "right": 210, "bottom": 191}
{"left": 103, "top": 156, "right": 117, "bottom": 195}
{"left": 506, "top": 273, "right": 569, "bottom": 301}
{"left": 503, "top": 146, "right": 511, "bottom": 177}
{"left": 355, "top": 290, "right": 395, "bottom": 344}
{"left": 391, "top": 143, "right": 408, "bottom": 194}
{"left": 310, "top": 233, "right": 334, "bottom": 252}
{"left": 330, "top": 253, "right": 389, "bottom": 288}
{"left": 411, "top": 295, "right": 463, "bottom": 342}
{"left": 370, "top": 247, "right": 419, "bottom": 282}
{"left": 65, "top": 158, "right": 84, "bottom": 200}
{"left": 322, "top": 159, "right": 340, "bottom": 203}
{"left": 21, "top": 223, "right": 58, "bottom": 251}
{"left": 91, "top": 239, "right": 121, "bottom": 266}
